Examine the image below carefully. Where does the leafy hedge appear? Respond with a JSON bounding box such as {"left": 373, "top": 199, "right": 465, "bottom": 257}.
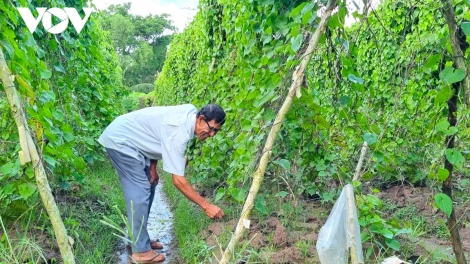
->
{"left": 0, "top": 0, "right": 126, "bottom": 216}
{"left": 155, "top": 0, "right": 469, "bottom": 205}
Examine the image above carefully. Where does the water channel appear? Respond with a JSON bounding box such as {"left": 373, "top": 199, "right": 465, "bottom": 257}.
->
{"left": 116, "top": 179, "right": 175, "bottom": 264}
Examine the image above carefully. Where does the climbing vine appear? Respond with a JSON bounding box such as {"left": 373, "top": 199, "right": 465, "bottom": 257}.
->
{"left": 0, "top": 0, "right": 125, "bottom": 215}
{"left": 155, "top": 0, "right": 469, "bottom": 260}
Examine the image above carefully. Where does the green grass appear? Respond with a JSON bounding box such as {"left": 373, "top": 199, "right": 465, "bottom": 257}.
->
{"left": 162, "top": 172, "right": 214, "bottom": 263}
{"left": 162, "top": 170, "right": 249, "bottom": 264}
{"left": 0, "top": 160, "right": 126, "bottom": 264}
{"left": 0, "top": 214, "right": 48, "bottom": 264}
{"left": 68, "top": 161, "right": 126, "bottom": 263}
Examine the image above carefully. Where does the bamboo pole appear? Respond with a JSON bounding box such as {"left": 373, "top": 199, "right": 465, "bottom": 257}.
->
{"left": 0, "top": 48, "right": 76, "bottom": 264}
{"left": 219, "top": 1, "right": 337, "bottom": 263}
{"left": 353, "top": 141, "right": 368, "bottom": 181}
{"left": 345, "top": 185, "right": 360, "bottom": 264}
{"left": 347, "top": 141, "right": 368, "bottom": 264}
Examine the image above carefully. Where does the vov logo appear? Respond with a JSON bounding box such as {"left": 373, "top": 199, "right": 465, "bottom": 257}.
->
{"left": 17, "top": 8, "right": 94, "bottom": 34}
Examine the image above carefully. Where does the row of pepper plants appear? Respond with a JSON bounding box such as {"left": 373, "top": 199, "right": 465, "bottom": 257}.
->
{"left": 0, "top": 0, "right": 126, "bottom": 217}
{"left": 154, "top": 0, "right": 470, "bottom": 260}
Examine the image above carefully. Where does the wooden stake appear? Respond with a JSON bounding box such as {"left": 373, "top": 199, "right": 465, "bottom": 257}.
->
{"left": 219, "top": 1, "right": 337, "bottom": 263}
{"left": 346, "top": 185, "right": 361, "bottom": 264}
{"left": 0, "top": 48, "right": 76, "bottom": 264}
{"left": 346, "top": 141, "right": 368, "bottom": 264}
{"left": 353, "top": 141, "right": 368, "bottom": 181}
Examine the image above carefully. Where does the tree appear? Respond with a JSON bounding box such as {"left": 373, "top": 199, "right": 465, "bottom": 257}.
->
{"left": 99, "top": 3, "right": 176, "bottom": 87}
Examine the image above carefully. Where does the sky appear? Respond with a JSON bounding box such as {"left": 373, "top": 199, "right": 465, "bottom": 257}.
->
{"left": 90, "top": 0, "right": 381, "bottom": 33}
{"left": 91, "top": 0, "right": 199, "bottom": 32}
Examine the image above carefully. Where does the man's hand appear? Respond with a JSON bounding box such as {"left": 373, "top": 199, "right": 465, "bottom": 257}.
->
{"left": 202, "top": 202, "right": 225, "bottom": 219}
{"left": 149, "top": 160, "right": 159, "bottom": 185}
{"left": 172, "top": 174, "right": 225, "bottom": 219}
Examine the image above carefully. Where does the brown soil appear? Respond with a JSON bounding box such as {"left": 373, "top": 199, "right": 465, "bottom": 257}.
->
{"left": 10, "top": 184, "right": 469, "bottom": 263}
{"left": 201, "top": 185, "right": 470, "bottom": 264}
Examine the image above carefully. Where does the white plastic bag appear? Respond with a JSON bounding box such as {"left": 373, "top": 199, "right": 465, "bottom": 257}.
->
{"left": 316, "top": 184, "right": 364, "bottom": 264}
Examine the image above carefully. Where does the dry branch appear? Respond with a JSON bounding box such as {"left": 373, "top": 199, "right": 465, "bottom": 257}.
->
{"left": 219, "top": 1, "right": 338, "bottom": 263}
{"left": 0, "top": 49, "right": 76, "bottom": 264}
{"left": 441, "top": 0, "right": 470, "bottom": 109}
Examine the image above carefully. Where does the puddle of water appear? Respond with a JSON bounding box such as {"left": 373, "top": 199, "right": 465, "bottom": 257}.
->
{"left": 116, "top": 179, "right": 175, "bottom": 263}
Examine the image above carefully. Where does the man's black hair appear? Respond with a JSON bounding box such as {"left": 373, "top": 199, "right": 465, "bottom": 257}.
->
{"left": 197, "top": 104, "right": 226, "bottom": 125}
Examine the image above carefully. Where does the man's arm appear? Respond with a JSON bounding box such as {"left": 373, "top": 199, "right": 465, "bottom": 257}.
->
{"left": 172, "top": 174, "right": 224, "bottom": 219}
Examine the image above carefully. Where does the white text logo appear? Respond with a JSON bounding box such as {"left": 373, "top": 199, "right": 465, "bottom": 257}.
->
{"left": 17, "top": 8, "right": 94, "bottom": 34}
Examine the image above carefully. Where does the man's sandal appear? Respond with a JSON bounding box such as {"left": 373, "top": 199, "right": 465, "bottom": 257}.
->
{"left": 150, "top": 241, "right": 164, "bottom": 250}
{"left": 127, "top": 241, "right": 163, "bottom": 250}
{"left": 130, "top": 251, "right": 165, "bottom": 264}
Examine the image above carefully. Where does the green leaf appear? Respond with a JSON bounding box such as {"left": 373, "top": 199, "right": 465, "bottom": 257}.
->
{"left": 36, "top": 47, "right": 45, "bottom": 58}
{"left": 73, "top": 172, "right": 84, "bottom": 182}
{"left": 424, "top": 54, "right": 442, "bottom": 69}
{"left": 339, "top": 95, "right": 350, "bottom": 106}
{"left": 380, "top": 229, "right": 393, "bottom": 239}
{"left": 241, "top": 119, "right": 251, "bottom": 131}
{"left": 253, "top": 90, "right": 275, "bottom": 108}
{"left": 348, "top": 74, "right": 364, "bottom": 84}
{"left": 1, "top": 163, "right": 15, "bottom": 175}
{"left": 264, "top": 109, "right": 276, "bottom": 122}
{"left": 54, "top": 64, "right": 65, "bottom": 73}
{"left": 0, "top": 39, "right": 15, "bottom": 57}
{"left": 255, "top": 196, "right": 268, "bottom": 215}
{"left": 40, "top": 69, "right": 52, "bottom": 79}
{"left": 230, "top": 187, "right": 247, "bottom": 203}
{"left": 314, "top": 115, "right": 330, "bottom": 129}
{"left": 434, "top": 193, "right": 453, "bottom": 217}
{"left": 461, "top": 22, "right": 470, "bottom": 36}
{"left": 291, "top": 34, "right": 303, "bottom": 52}
{"left": 445, "top": 126, "right": 458, "bottom": 136}
{"left": 301, "top": 2, "right": 315, "bottom": 14}
{"left": 362, "top": 171, "right": 374, "bottom": 181}
{"left": 445, "top": 149, "right": 465, "bottom": 168}
{"left": 289, "top": 2, "right": 307, "bottom": 18}
{"left": 52, "top": 109, "right": 64, "bottom": 122}
{"left": 59, "top": 180, "right": 71, "bottom": 190}
{"left": 439, "top": 66, "right": 465, "bottom": 85}
{"left": 63, "top": 132, "right": 74, "bottom": 142}
{"left": 373, "top": 151, "right": 384, "bottom": 162}
{"left": 435, "top": 86, "right": 454, "bottom": 103}
{"left": 215, "top": 188, "right": 226, "bottom": 201}
{"left": 38, "top": 90, "right": 56, "bottom": 103}
{"left": 18, "top": 183, "right": 36, "bottom": 199}
{"left": 436, "top": 168, "right": 450, "bottom": 181}
{"left": 435, "top": 119, "right": 450, "bottom": 132}
{"left": 273, "top": 159, "right": 290, "bottom": 171}
{"left": 25, "top": 167, "right": 34, "bottom": 179}
{"left": 327, "top": 13, "right": 340, "bottom": 28}
{"left": 385, "top": 238, "right": 400, "bottom": 251}
{"left": 275, "top": 191, "right": 289, "bottom": 198}
{"left": 3, "top": 183, "right": 15, "bottom": 195}
{"left": 43, "top": 155, "right": 57, "bottom": 169}
{"left": 61, "top": 124, "right": 73, "bottom": 133}
{"left": 363, "top": 133, "right": 378, "bottom": 145}
{"left": 322, "top": 191, "right": 336, "bottom": 202}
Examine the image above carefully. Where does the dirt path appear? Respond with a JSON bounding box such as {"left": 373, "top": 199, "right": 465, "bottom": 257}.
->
{"left": 116, "top": 179, "right": 176, "bottom": 263}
